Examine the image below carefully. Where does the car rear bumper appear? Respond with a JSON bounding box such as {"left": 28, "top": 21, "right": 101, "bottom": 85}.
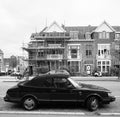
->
{"left": 4, "top": 94, "right": 20, "bottom": 103}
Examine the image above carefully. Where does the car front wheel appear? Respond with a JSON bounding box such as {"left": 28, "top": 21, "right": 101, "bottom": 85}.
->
{"left": 22, "top": 97, "right": 37, "bottom": 110}
{"left": 86, "top": 96, "right": 99, "bottom": 111}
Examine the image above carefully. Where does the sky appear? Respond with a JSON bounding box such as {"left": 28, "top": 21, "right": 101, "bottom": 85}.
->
{"left": 0, "top": 0, "right": 120, "bottom": 58}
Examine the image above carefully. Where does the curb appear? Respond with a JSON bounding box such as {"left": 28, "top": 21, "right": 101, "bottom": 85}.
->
{"left": 2, "top": 79, "right": 119, "bottom": 82}
{"left": 0, "top": 111, "right": 85, "bottom": 115}
{"left": 100, "top": 113, "right": 120, "bottom": 116}
{"left": 0, "top": 111, "right": 120, "bottom": 116}
{"left": 3, "top": 80, "right": 19, "bottom": 82}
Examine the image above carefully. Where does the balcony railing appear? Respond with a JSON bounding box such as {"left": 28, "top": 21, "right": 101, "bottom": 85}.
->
{"left": 48, "top": 44, "right": 62, "bottom": 48}
{"left": 28, "top": 54, "right": 63, "bottom": 60}
{"left": 33, "top": 33, "right": 70, "bottom": 39}
{"left": 47, "top": 54, "right": 63, "bottom": 59}
{"left": 23, "top": 43, "right": 65, "bottom": 50}
{"left": 29, "top": 56, "right": 46, "bottom": 60}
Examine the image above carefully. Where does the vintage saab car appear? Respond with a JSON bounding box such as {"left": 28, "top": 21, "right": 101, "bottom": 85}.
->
{"left": 4, "top": 73, "right": 115, "bottom": 111}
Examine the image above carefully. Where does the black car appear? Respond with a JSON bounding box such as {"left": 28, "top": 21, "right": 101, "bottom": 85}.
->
{"left": 4, "top": 73, "right": 115, "bottom": 111}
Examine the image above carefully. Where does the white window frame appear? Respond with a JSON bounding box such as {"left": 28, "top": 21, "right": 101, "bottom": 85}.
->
{"left": 85, "top": 32, "right": 91, "bottom": 39}
{"left": 97, "top": 44, "right": 110, "bottom": 58}
{"left": 97, "top": 60, "right": 111, "bottom": 73}
{"left": 70, "top": 31, "right": 79, "bottom": 39}
{"left": 67, "top": 44, "right": 81, "bottom": 59}
{"left": 115, "top": 33, "right": 120, "bottom": 39}
{"left": 99, "top": 31, "right": 109, "bottom": 39}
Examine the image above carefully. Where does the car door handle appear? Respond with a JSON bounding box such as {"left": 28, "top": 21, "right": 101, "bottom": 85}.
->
{"left": 51, "top": 89, "right": 56, "bottom": 92}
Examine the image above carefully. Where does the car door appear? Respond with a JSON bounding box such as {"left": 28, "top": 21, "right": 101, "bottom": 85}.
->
{"left": 51, "top": 77, "right": 79, "bottom": 102}
{"left": 28, "top": 76, "right": 53, "bottom": 101}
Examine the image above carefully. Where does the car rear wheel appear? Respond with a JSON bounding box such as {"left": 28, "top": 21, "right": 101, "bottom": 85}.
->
{"left": 86, "top": 96, "right": 99, "bottom": 111}
{"left": 22, "top": 97, "right": 37, "bottom": 110}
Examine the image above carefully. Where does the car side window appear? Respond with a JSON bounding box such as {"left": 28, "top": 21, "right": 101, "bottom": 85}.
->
{"left": 30, "top": 77, "right": 53, "bottom": 88}
{"left": 44, "top": 78, "right": 53, "bottom": 88}
{"left": 54, "top": 78, "right": 70, "bottom": 89}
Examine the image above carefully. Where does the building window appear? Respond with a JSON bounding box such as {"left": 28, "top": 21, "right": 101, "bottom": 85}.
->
{"left": 99, "top": 31, "right": 109, "bottom": 39}
{"left": 68, "top": 45, "right": 80, "bottom": 59}
{"left": 70, "top": 31, "right": 78, "bottom": 39}
{"left": 85, "top": 32, "right": 91, "bottom": 39}
{"left": 71, "top": 49, "right": 77, "bottom": 58}
{"left": 38, "top": 51, "right": 44, "bottom": 57}
{"left": 97, "top": 44, "right": 110, "bottom": 58}
{"left": 97, "top": 60, "right": 111, "bottom": 73}
{"left": 86, "top": 45, "right": 92, "bottom": 57}
{"left": 99, "top": 32, "right": 102, "bottom": 39}
{"left": 115, "top": 33, "right": 120, "bottom": 39}
{"left": 106, "top": 32, "right": 109, "bottom": 39}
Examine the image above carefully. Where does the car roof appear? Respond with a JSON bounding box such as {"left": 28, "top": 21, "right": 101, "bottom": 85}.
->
{"left": 37, "top": 73, "right": 69, "bottom": 79}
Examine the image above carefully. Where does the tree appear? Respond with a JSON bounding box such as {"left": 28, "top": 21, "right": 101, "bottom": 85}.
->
{"left": 9, "top": 55, "right": 17, "bottom": 70}
{"left": 111, "top": 41, "right": 120, "bottom": 79}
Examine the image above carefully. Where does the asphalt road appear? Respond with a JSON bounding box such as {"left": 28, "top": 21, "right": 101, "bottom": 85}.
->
{"left": 0, "top": 76, "right": 120, "bottom": 116}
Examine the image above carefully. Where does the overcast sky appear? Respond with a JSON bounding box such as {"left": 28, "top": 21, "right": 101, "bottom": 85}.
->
{"left": 0, "top": 0, "right": 120, "bottom": 58}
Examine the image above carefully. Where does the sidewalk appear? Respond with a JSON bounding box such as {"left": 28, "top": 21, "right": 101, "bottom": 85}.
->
{"left": 0, "top": 76, "right": 34, "bottom": 82}
{"left": 71, "top": 76, "right": 120, "bottom": 81}
{"left": 0, "top": 75, "right": 120, "bottom": 82}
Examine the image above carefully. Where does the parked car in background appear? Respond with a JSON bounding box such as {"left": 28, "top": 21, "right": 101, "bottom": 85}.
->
{"left": 7, "top": 70, "right": 13, "bottom": 75}
{"left": 10, "top": 71, "right": 22, "bottom": 77}
{"left": 93, "top": 71, "right": 102, "bottom": 77}
{"left": 46, "top": 70, "right": 70, "bottom": 75}
{"left": 0, "top": 71, "right": 6, "bottom": 76}
{"left": 4, "top": 73, "right": 115, "bottom": 111}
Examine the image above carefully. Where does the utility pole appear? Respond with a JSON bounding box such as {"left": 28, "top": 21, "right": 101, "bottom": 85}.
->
{"left": 119, "top": 43, "right": 120, "bottom": 79}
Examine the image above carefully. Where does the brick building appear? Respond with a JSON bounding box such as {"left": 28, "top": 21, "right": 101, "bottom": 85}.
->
{"left": 23, "top": 21, "right": 120, "bottom": 76}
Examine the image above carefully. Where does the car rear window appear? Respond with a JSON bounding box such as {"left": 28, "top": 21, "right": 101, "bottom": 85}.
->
{"left": 29, "top": 76, "right": 53, "bottom": 88}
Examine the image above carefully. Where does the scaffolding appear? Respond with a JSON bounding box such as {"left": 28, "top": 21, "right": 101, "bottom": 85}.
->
{"left": 23, "top": 32, "right": 70, "bottom": 75}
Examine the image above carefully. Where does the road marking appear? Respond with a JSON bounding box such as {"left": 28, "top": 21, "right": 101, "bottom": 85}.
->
{"left": 0, "top": 111, "right": 85, "bottom": 115}
{"left": 100, "top": 113, "right": 120, "bottom": 116}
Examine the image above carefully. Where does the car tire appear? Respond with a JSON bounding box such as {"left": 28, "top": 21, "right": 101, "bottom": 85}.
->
{"left": 86, "top": 96, "right": 99, "bottom": 111}
{"left": 22, "top": 97, "right": 37, "bottom": 110}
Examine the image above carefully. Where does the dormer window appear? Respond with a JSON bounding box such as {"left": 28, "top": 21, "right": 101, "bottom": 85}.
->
{"left": 99, "top": 31, "right": 109, "bottom": 39}
{"left": 115, "top": 33, "right": 120, "bottom": 39}
{"left": 85, "top": 32, "right": 91, "bottom": 39}
{"left": 70, "top": 31, "right": 78, "bottom": 39}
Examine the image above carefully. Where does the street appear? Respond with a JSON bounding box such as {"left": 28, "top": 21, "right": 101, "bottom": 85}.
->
{"left": 0, "top": 76, "right": 120, "bottom": 116}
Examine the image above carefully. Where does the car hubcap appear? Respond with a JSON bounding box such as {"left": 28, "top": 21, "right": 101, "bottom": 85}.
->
{"left": 91, "top": 99, "right": 98, "bottom": 110}
{"left": 24, "top": 98, "right": 35, "bottom": 110}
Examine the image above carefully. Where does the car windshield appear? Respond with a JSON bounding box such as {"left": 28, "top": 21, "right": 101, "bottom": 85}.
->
{"left": 68, "top": 78, "right": 80, "bottom": 88}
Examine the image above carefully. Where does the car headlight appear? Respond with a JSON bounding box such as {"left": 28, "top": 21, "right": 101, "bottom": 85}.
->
{"left": 108, "top": 92, "right": 114, "bottom": 97}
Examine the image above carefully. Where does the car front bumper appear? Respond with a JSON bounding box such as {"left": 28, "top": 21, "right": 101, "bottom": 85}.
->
{"left": 102, "top": 96, "right": 116, "bottom": 104}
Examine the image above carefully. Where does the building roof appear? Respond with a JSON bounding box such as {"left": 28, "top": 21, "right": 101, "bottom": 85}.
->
{"left": 65, "top": 25, "right": 120, "bottom": 34}
{"left": 65, "top": 26, "right": 96, "bottom": 33}
{"left": 30, "top": 21, "right": 120, "bottom": 39}
{"left": 43, "top": 21, "right": 66, "bottom": 33}
{"left": 0, "top": 49, "right": 3, "bottom": 54}
{"left": 112, "top": 26, "right": 120, "bottom": 32}
{"left": 93, "top": 21, "right": 116, "bottom": 32}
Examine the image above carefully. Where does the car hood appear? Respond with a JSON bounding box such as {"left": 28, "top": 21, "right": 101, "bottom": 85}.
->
{"left": 18, "top": 80, "right": 29, "bottom": 87}
{"left": 78, "top": 83, "right": 110, "bottom": 92}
